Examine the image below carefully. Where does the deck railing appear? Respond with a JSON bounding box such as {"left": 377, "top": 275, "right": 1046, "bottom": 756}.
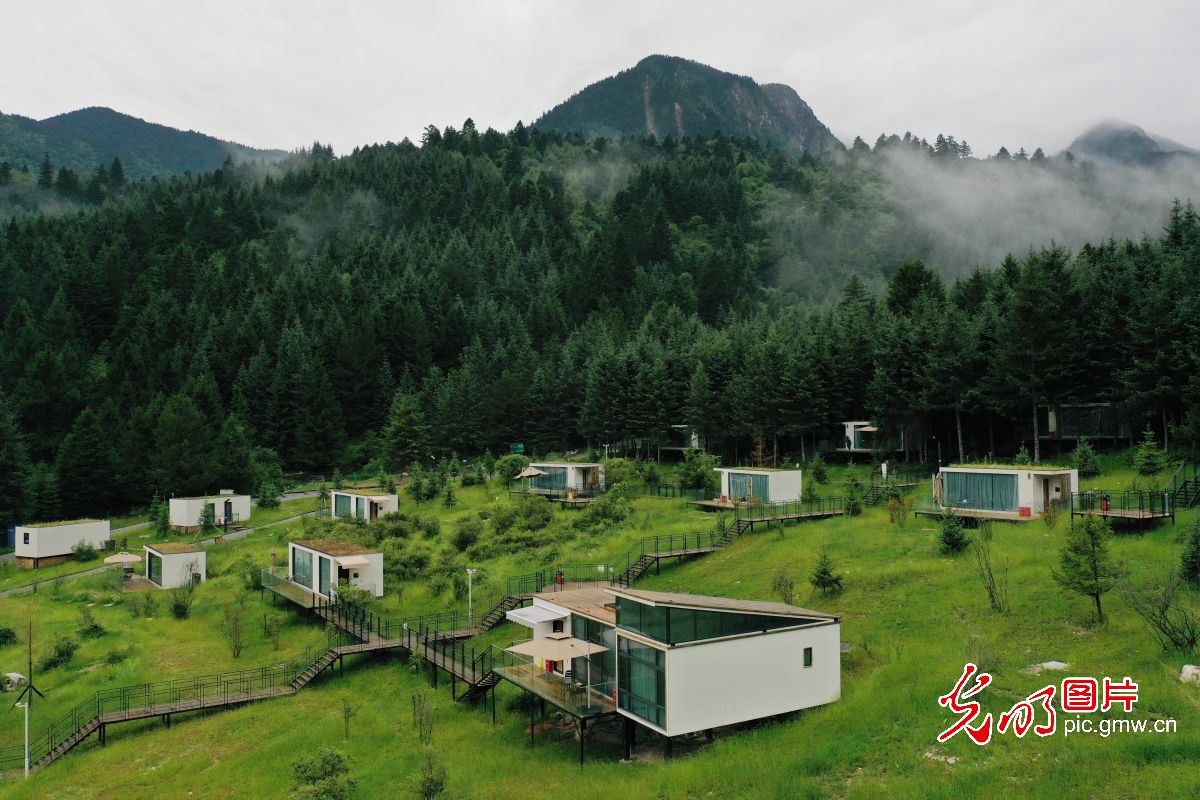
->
{"left": 0, "top": 626, "right": 348, "bottom": 772}
{"left": 734, "top": 496, "right": 848, "bottom": 523}
{"left": 1070, "top": 490, "right": 1173, "bottom": 517}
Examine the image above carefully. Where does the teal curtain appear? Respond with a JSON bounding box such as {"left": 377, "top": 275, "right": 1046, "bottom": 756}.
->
{"left": 729, "top": 472, "right": 769, "bottom": 501}
{"left": 532, "top": 467, "right": 567, "bottom": 490}
{"left": 944, "top": 472, "right": 1018, "bottom": 511}
{"left": 334, "top": 494, "right": 350, "bottom": 516}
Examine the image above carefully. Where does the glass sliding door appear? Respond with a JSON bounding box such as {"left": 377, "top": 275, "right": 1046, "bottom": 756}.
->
{"left": 617, "top": 638, "right": 666, "bottom": 728}
{"left": 318, "top": 556, "right": 331, "bottom": 596}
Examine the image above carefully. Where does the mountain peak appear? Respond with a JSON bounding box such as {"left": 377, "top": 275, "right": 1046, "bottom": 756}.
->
{"left": 534, "top": 56, "right": 842, "bottom": 156}
{"left": 1063, "top": 119, "right": 1196, "bottom": 166}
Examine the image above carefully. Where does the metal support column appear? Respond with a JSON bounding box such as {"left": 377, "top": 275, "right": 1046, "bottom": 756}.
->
{"left": 579, "top": 718, "right": 586, "bottom": 766}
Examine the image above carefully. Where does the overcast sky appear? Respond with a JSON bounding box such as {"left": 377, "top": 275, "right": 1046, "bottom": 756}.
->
{"left": 4, "top": 0, "right": 1198, "bottom": 156}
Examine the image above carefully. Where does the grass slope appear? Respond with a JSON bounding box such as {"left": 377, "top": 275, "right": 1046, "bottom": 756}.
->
{"left": 1, "top": 455, "right": 1197, "bottom": 799}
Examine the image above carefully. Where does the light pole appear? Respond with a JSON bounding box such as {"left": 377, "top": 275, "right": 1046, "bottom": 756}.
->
{"left": 466, "top": 568, "right": 478, "bottom": 628}
{"left": 15, "top": 698, "right": 28, "bottom": 778}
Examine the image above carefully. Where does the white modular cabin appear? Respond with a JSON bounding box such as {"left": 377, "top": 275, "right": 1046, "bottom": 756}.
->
{"left": 331, "top": 489, "right": 398, "bottom": 522}
{"left": 1039, "top": 403, "right": 1128, "bottom": 441}
{"left": 714, "top": 468, "right": 802, "bottom": 503}
{"left": 288, "top": 539, "right": 384, "bottom": 598}
{"left": 933, "top": 465, "right": 1079, "bottom": 520}
{"left": 528, "top": 462, "right": 606, "bottom": 495}
{"left": 14, "top": 519, "right": 111, "bottom": 568}
{"left": 169, "top": 493, "right": 251, "bottom": 531}
{"left": 837, "top": 421, "right": 906, "bottom": 453}
{"left": 509, "top": 587, "right": 840, "bottom": 738}
{"left": 145, "top": 542, "right": 206, "bottom": 589}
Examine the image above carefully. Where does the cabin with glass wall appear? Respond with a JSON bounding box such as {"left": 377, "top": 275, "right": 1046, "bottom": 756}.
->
{"left": 932, "top": 465, "right": 1078, "bottom": 520}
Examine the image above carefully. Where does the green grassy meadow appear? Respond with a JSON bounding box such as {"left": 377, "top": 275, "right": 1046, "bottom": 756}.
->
{"left": 1, "top": 453, "right": 1198, "bottom": 799}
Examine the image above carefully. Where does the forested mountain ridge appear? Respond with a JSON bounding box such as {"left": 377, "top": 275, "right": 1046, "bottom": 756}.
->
{"left": 1, "top": 123, "right": 1199, "bottom": 533}
{"left": 535, "top": 55, "right": 843, "bottom": 156}
{"left": 1062, "top": 120, "right": 1198, "bottom": 167}
{"left": 0, "top": 106, "right": 286, "bottom": 179}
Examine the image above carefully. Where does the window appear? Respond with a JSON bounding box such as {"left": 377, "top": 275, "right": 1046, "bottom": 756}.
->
{"left": 291, "top": 547, "right": 313, "bottom": 589}
{"left": 616, "top": 597, "right": 807, "bottom": 644}
{"left": 571, "top": 614, "right": 614, "bottom": 685}
{"left": 318, "top": 556, "right": 331, "bottom": 596}
{"left": 23, "top": 532, "right": 29, "bottom": 545}
{"left": 334, "top": 493, "right": 350, "bottom": 517}
{"left": 532, "top": 466, "right": 567, "bottom": 491}
{"left": 355, "top": 496, "right": 365, "bottom": 519}
{"left": 944, "top": 471, "right": 1018, "bottom": 512}
{"left": 617, "top": 638, "right": 666, "bottom": 728}
{"left": 147, "top": 553, "right": 163, "bottom": 586}
{"left": 803, "top": 647, "right": 813, "bottom": 667}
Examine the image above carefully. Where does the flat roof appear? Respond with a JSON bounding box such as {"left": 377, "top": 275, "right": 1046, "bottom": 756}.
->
{"left": 608, "top": 587, "right": 838, "bottom": 621}
{"left": 291, "top": 538, "right": 379, "bottom": 557}
{"left": 174, "top": 494, "right": 250, "bottom": 501}
{"left": 533, "top": 588, "right": 616, "bottom": 625}
{"left": 715, "top": 467, "right": 801, "bottom": 473}
{"left": 945, "top": 464, "right": 1073, "bottom": 473}
{"left": 332, "top": 489, "right": 396, "bottom": 499}
{"left": 530, "top": 462, "right": 602, "bottom": 468}
{"left": 145, "top": 542, "right": 203, "bottom": 555}
{"left": 20, "top": 518, "right": 104, "bottom": 528}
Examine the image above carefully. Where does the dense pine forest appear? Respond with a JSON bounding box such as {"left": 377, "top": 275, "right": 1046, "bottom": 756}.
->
{"left": 2, "top": 122, "right": 1199, "bottom": 527}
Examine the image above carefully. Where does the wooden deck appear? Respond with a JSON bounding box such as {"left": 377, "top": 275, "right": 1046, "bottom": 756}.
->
{"left": 916, "top": 507, "right": 1034, "bottom": 522}
{"left": 1074, "top": 507, "right": 1172, "bottom": 521}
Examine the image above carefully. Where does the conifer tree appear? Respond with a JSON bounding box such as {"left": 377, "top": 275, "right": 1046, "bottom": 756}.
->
{"left": 1180, "top": 518, "right": 1200, "bottom": 588}
{"left": 380, "top": 392, "right": 429, "bottom": 471}
{"left": 56, "top": 407, "right": 119, "bottom": 516}
{"left": 0, "top": 389, "right": 31, "bottom": 528}
{"left": 1054, "top": 515, "right": 1121, "bottom": 622}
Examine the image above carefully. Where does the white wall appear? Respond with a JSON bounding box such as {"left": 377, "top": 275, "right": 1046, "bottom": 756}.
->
{"left": 148, "top": 550, "right": 207, "bottom": 589}
{"left": 330, "top": 492, "right": 398, "bottom": 520}
{"left": 348, "top": 552, "right": 385, "bottom": 597}
{"left": 15, "top": 520, "right": 110, "bottom": 559}
{"left": 290, "top": 543, "right": 384, "bottom": 598}
{"left": 769, "top": 471, "right": 803, "bottom": 503}
{"left": 659, "top": 622, "right": 841, "bottom": 737}
{"left": 169, "top": 496, "right": 251, "bottom": 527}
{"left": 937, "top": 468, "right": 1078, "bottom": 515}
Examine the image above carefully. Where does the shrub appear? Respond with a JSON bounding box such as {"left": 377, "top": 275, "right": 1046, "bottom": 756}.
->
{"left": 78, "top": 606, "right": 106, "bottom": 638}
{"left": 104, "top": 649, "right": 129, "bottom": 665}
{"left": 676, "top": 449, "right": 719, "bottom": 492}
{"left": 38, "top": 636, "right": 80, "bottom": 670}
{"left": 291, "top": 746, "right": 354, "bottom": 800}
{"left": 1180, "top": 518, "right": 1200, "bottom": 587}
{"left": 1070, "top": 438, "right": 1101, "bottom": 478}
{"left": 258, "top": 481, "right": 283, "bottom": 509}
{"left": 169, "top": 586, "right": 196, "bottom": 619}
{"left": 414, "top": 750, "right": 448, "bottom": 800}
{"left": 938, "top": 512, "right": 969, "bottom": 555}
{"left": 575, "top": 488, "right": 630, "bottom": 530}
{"left": 72, "top": 540, "right": 98, "bottom": 562}
{"left": 1013, "top": 445, "right": 1032, "bottom": 466}
{"left": 771, "top": 572, "right": 796, "bottom": 605}
{"left": 601, "top": 458, "right": 637, "bottom": 488}
{"left": 494, "top": 454, "right": 531, "bottom": 483}
{"left": 641, "top": 462, "right": 661, "bottom": 487}
{"left": 843, "top": 467, "right": 863, "bottom": 516}
{"left": 1122, "top": 575, "right": 1200, "bottom": 651}
{"left": 808, "top": 453, "right": 829, "bottom": 484}
{"left": 802, "top": 481, "right": 820, "bottom": 503}
{"left": 0, "top": 627, "right": 17, "bottom": 647}
{"left": 451, "top": 517, "right": 483, "bottom": 552}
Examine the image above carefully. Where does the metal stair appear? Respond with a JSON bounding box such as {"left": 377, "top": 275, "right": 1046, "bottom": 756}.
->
{"left": 289, "top": 649, "right": 339, "bottom": 690}
{"left": 476, "top": 594, "right": 528, "bottom": 633}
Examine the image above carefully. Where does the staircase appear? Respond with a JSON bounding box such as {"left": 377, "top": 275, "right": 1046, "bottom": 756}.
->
{"left": 36, "top": 719, "right": 100, "bottom": 768}
{"left": 460, "top": 669, "right": 502, "bottom": 703}
{"left": 289, "top": 648, "right": 339, "bottom": 690}
{"left": 1170, "top": 462, "right": 1200, "bottom": 509}
{"left": 476, "top": 594, "right": 529, "bottom": 633}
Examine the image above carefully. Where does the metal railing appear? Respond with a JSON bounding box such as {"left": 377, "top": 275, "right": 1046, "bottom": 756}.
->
{"left": 1070, "top": 490, "right": 1174, "bottom": 518}
{"left": 504, "top": 564, "right": 612, "bottom": 596}
{"left": 0, "top": 626, "right": 349, "bottom": 772}
{"left": 734, "top": 496, "right": 848, "bottom": 522}
{"left": 489, "top": 646, "right": 616, "bottom": 715}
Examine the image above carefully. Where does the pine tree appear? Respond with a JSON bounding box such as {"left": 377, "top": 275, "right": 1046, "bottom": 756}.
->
{"left": 56, "top": 408, "right": 118, "bottom": 517}
{"left": 213, "top": 414, "right": 254, "bottom": 491}
{"left": 380, "top": 392, "right": 429, "bottom": 471}
{"left": 1070, "top": 438, "right": 1101, "bottom": 478}
{"left": 810, "top": 551, "right": 843, "bottom": 595}
{"left": 38, "top": 153, "right": 53, "bottom": 188}
{"left": 152, "top": 394, "right": 214, "bottom": 496}
{"left": 1053, "top": 515, "right": 1121, "bottom": 622}
{"left": 938, "top": 512, "right": 969, "bottom": 554}
{"left": 0, "top": 389, "right": 31, "bottom": 528}
{"left": 1131, "top": 427, "right": 1167, "bottom": 475}
{"left": 26, "top": 463, "right": 61, "bottom": 522}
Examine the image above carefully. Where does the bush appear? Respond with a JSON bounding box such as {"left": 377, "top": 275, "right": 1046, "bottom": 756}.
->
{"left": 676, "top": 449, "right": 719, "bottom": 492}
{"left": 771, "top": 572, "right": 796, "bottom": 605}
{"left": 72, "top": 540, "right": 98, "bottom": 562}
{"left": 843, "top": 467, "right": 863, "bottom": 516}
{"left": 494, "top": 454, "right": 531, "bottom": 483}
{"left": 0, "top": 627, "right": 17, "bottom": 647}
{"left": 1181, "top": 518, "right": 1200, "bottom": 587}
{"left": 575, "top": 488, "right": 631, "bottom": 530}
{"left": 451, "top": 517, "right": 483, "bottom": 552}
{"left": 169, "top": 586, "right": 196, "bottom": 619}
{"left": 1070, "top": 438, "right": 1101, "bottom": 478}
{"left": 601, "top": 458, "right": 637, "bottom": 488}
{"left": 808, "top": 453, "right": 829, "bottom": 484}
{"left": 38, "top": 636, "right": 80, "bottom": 670}
{"left": 104, "top": 648, "right": 129, "bottom": 665}
{"left": 291, "top": 746, "right": 354, "bottom": 800}
{"left": 1013, "top": 445, "right": 1032, "bottom": 466}
{"left": 78, "top": 606, "right": 106, "bottom": 638}
{"left": 938, "top": 512, "right": 969, "bottom": 555}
